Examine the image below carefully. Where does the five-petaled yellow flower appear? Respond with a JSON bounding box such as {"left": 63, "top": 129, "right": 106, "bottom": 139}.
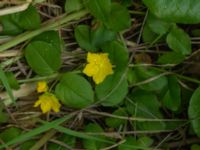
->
{"left": 83, "top": 52, "right": 113, "bottom": 84}
{"left": 37, "top": 81, "right": 48, "bottom": 93}
{"left": 34, "top": 92, "right": 61, "bottom": 113}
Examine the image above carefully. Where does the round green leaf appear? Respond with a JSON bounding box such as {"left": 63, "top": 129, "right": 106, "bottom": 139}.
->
{"left": 143, "top": 0, "right": 200, "bottom": 24}
{"left": 0, "top": 127, "right": 21, "bottom": 143}
{"left": 105, "top": 108, "right": 127, "bottom": 128}
{"left": 146, "top": 13, "right": 171, "bottom": 35}
{"left": 65, "top": 0, "right": 83, "bottom": 13}
{"left": 134, "top": 66, "right": 168, "bottom": 91}
{"left": 25, "top": 41, "right": 61, "bottom": 76}
{"left": 157, "top": 52, "right": 185, "bottom": 64}
{"left": 55, "top": 73, "right": 94, "bottom": 109}
{"left": 142, "top": 24, "right": 158, "bottom": 43}
{"left": 96, "top": 71, "right": 128, "bottom": 106}
{"left": 84, "top": 0, "right": 111, "bottom": 22}
{"left": 127, "top": 89, "right": 166, "bottom": 131}
{"left": 83, "top": 123, "right": 106, "bottom": 150}
{"left": 0, "top": 15, "right": 23, "bottom": 35}
{"left": 12, "top": 5, "right": 40, "bottom": 30}
{"left": 105, "top": 3, "right": 131, "bottom": 32}
{"left": 188, "top": 86, "right": 200, "bottom": 137}
{"left": 102, "top": 41, "right": 129, "bottom": 72}
{"left": 166, "top": 25, "right": 191, "bottom": 55}
{"left": 91, "top": 24, "right": 116, "bottom": 48}
{"left": 32, "top": 31, "right": 63, "bottom": 53}
{"left": 118, "top": 136, "right": 138, "bottom": 150}
{"left": 75, "top": 25, "right": 96, "bottom": 51}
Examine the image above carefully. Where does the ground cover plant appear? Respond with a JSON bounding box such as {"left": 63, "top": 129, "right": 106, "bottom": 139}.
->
{"left": 1, "top": 0, "right": 200, "bottom": 149}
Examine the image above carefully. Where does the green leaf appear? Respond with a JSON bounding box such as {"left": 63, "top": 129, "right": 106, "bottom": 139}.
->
{"left": 188, "top": 86, "right": 200, "bottom": 137}
{"left": 96, "top": 72, "right": 128, "bottom": 106}
{"left": 32, "top": 31, "right": 63, "bottom": 53}
{"left": 137, "top": 136, "right": 154, "bottom": 147}
{"left": 48, "top": 134, "right": 76, "bottom": 150}
{"left": 75, "top": 25, "right": 96, "bottom": 51}
{"left": 25, "top": 41, "right": 61, "bottom": 76}
{"left": 0, "top": 127, "right": 22, "bottom": 143}
{"left": 162, "top": 75, "right": 181, "bottom": 112}
{"left": 146, "top": 13, "right": 171, "bottom": 35}
{"left": 166, "top": 25, "right": 191, "bottom": 55}
{"left": 134, "top": 66, "right": 168, "bottom": 91}
{"left": 0, "top": 115, "right": 73, "bottom": 149}
{"left": 102, "top": 41, "right": 129, "bottom": 72}
{"left": 12, "top": 5, "right": 40, "bottom": 30}
{"left": 84, "top": 0, "right": 111, "bottom": 22}
{"left": 191, "top": 144, "right": 200, "bottom": 150}
{"left": 0, "top": 104, "right": 9, "bottom": 123}
{"left": 105, "top": 3, "right": 131, "bottom": 32}
{"left": 118, "top": 136, "right": 137, "bottom": 150}
{"left": 65, "top": 0, "right": 83, "bottom": 13}
{"left": 91, "top": 24, "right": 116, "bottom": 48}
{"left": 55, "top": 73, "right": 94, "bottom": 109}
{"left": 0, "top": 112, "right": 8, "bottom": 123}
{"left": 96, "top": 41, "right": 129, "bottom": 106}
{"left": 105, "top": 108, "right": 128, "bottom": 128}
{"left": 5, "top": 72, "right": 20, "bottom": 90}
{"left": 157, "top": 52, "right": 185, "bottom": 64}
{"left": 0, "top": 15, "right": 23, "bottom": 35}
{"left": 0, "top": 66, "right": 15, "bottom": 104}
{"left": 143, "top": 0, "right": 200, "bottom": 24}
{"left": 20, "top": 141, "right": 36, "bottom": 150}
{"left": 83, "top": 123, "right": 107, "bottom": 150}
{"left": 127, "top": 89, "right": 166, "bottom": 131}
{"left": 142, "top": 24, "right": 158, "bottom": 43}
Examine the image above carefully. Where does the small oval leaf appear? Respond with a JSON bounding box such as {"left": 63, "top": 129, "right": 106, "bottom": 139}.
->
{"left": 25, "top": 41, "right": 61, "bottom": 76}
{"left": 55, "top": 73, "right": 94, "bottom": 109}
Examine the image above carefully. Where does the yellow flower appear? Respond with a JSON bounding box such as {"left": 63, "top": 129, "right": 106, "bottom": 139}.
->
{"left": 37, "top": 81, "right": 48, "bottom": 93}
{"left": 34, "top": 93, "right": 61, "bottom": 113}
{"left": 83, "top": 52, "right": 113, "bottom": 84}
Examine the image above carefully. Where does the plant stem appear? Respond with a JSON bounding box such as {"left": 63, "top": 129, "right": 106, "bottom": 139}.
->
{"left": 0, "top": 9, "right": 89, "bottom": 52}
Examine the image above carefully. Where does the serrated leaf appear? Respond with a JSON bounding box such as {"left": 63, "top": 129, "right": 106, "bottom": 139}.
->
{"left": 188, "top": 86, "right": 200, "bottom": 137}
{"left": 25, "top": 41, "right": 61, "bottom": 76}
{"left": 166, "top": 25, "right": 191, "bottom": 55}
{"left": 143, "top": 0, "right": 200, "bottom": 24}
{"left": 55, "top": 73, "right": 94, "bottom": 109}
